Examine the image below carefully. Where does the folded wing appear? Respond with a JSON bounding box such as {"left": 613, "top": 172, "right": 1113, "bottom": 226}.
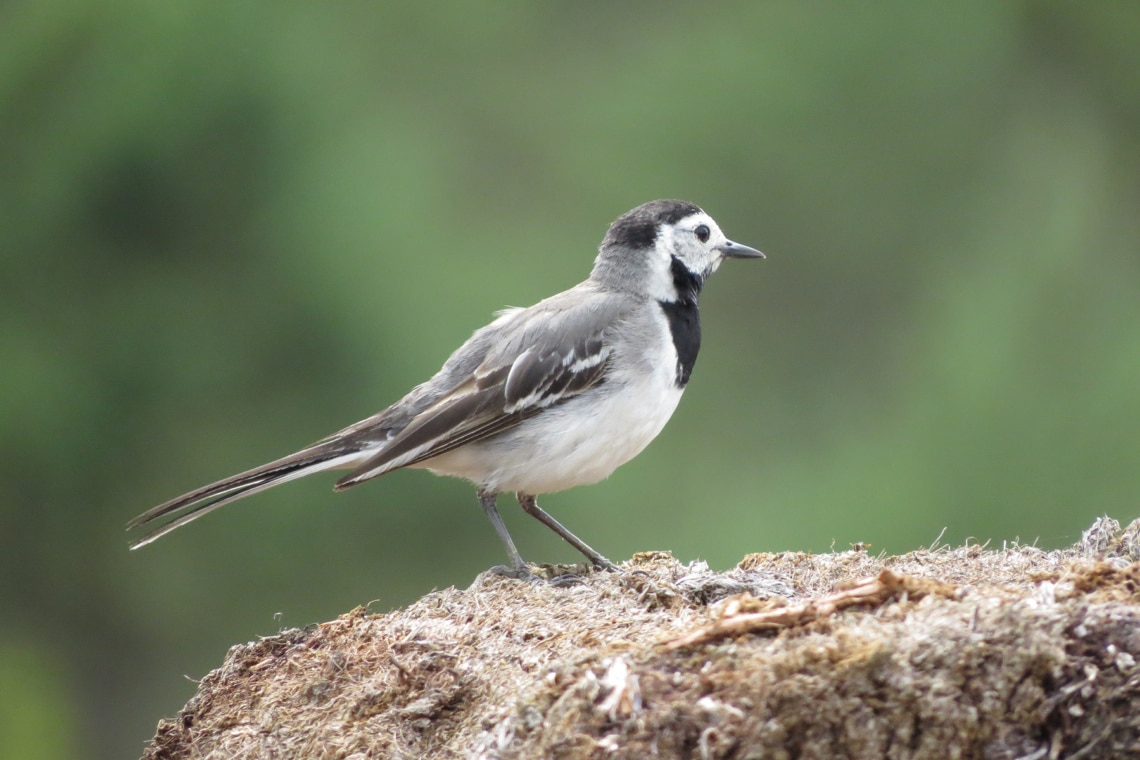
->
{"left": 334, "top": 327, "right": 613, "bottom": 488}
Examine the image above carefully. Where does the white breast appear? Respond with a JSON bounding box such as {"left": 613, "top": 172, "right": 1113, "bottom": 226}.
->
{"left": 421, "top": 312, "right": 685, "bottom": 495}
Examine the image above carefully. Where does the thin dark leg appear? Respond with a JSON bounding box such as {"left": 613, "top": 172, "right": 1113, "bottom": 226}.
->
{"left": 516, "top": 493, "right": 615, "bottom": 570}
{"left": 478, "top": 488, "right": 528, "bottom": 573}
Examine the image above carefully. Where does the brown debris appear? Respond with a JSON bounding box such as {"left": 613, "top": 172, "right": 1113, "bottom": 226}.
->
{"left": 663, "top": 569, "right": 960, "bottom": 650}
{"left": 141, "top": 517, "right": 1140, "bottom": 760}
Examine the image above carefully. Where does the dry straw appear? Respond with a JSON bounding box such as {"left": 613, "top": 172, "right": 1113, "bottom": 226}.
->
{"left": 143, "top": 517, "right": 1140, "bottom": 759}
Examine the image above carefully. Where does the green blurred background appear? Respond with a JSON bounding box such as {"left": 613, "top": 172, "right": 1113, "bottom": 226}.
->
{"left": 2, "top": 2, "right": 1138, "bottom": 758}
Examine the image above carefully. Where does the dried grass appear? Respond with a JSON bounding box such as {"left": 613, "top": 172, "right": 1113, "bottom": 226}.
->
{"left": 142, "top": 517, "right": 1140, "bottom": 759}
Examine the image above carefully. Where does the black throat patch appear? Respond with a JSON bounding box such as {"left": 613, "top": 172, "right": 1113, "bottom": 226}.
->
{"left": 658, "top": 256, "right": 705, "bottom": 387}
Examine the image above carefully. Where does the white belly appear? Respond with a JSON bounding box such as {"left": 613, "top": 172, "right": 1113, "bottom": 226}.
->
{"left": 420, "top": 369, "right": 684, "bottom": 495}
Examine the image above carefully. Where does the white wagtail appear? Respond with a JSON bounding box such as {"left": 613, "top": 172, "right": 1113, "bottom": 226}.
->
{"left": 128, "top": 200, "right": 763, "bottom": 574}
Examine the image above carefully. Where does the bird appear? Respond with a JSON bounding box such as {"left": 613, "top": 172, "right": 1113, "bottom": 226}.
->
{"left": 128, "top": 199, "right": 764, "bottom": 576}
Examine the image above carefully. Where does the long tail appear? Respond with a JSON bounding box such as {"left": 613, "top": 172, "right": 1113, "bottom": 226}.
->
{"left": 127, "top": 444, "right": 371, "bottom": 549}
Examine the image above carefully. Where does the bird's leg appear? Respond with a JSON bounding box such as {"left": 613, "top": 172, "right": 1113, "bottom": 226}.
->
{"left": 478, "top": 488, "right": 533, "bottom": 578}
{"left": 516, "top": 493, "right": 616, "bottom": 570}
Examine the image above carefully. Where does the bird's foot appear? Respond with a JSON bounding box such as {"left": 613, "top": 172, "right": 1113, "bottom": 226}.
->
{"left": 591, "top": 556, "right": 618, "bottom": 572}
{"left": 482, "top": 560, "right": 615, "bottom": 586}
{"left": 540, "top": 560, "right": 618, "bottom": 585}
{"left": 485, "top": 563, "right": 543, "bottom": 583}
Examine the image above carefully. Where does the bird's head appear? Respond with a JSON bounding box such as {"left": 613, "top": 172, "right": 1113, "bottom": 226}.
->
{"left": 591, "top": 199, "right": 764, "bottom": 304}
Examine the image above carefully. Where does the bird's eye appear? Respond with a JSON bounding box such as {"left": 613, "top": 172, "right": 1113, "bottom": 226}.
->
{"left": 695, "top": 224, "right": 711, "bottom": 243}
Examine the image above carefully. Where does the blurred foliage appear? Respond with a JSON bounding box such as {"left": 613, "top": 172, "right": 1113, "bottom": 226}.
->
{"left": 1, "top": 2, "right": 1138, "bottom": 758}
{"left": 0, "top": 638, "right": 77, "bottom": 760}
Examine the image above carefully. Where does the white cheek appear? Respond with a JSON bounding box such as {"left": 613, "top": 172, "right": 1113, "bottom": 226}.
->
{"left": 685, "top": 242, "right": 720, "bottom": 277}
{"left": 645, "top": 229, "right": 680, "bottom": 301}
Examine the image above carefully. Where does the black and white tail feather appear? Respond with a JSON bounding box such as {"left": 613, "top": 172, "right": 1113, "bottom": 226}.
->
{"left": 128, "top": 199, "right": 763, "bottom": 572}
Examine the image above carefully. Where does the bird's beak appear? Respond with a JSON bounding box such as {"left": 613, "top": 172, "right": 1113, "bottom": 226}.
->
{"left": 716, "top": 240, "right": 765, "bottom": 259}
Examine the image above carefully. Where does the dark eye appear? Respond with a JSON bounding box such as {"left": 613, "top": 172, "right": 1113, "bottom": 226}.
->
{"left": 695, "top": 224, "right": 710, "bottom": 243}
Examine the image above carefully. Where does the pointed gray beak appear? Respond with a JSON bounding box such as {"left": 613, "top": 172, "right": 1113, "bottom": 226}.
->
{"left": 716, "top": 240, "right": 765, "bottom": 259}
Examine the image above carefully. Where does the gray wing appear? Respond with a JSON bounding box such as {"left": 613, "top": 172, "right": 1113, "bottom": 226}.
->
{"left": 333, "top": 284, "right": 632, "bottom": 488}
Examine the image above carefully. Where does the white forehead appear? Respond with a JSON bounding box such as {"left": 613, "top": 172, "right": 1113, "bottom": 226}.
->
{"left": 657, "top": 211, "right": 726, "bottom": 246}
{"left": 676, "top": 211, "right": 721, "bottom": 234}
